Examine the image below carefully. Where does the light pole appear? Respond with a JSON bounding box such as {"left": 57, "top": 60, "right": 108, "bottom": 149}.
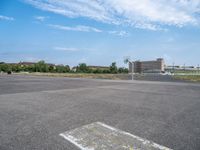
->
{"left": 131, "top": 61, "right": 134, "bottom": 80}
{"left": 124, "top": 57, "right": 134, "bottom": 80}
{"left": 183, "top": 63, "right": 186, "bottom": 74}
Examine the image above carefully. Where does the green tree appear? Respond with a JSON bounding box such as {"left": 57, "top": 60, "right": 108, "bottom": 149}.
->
{"left": 56, "top": 65, "right": 63, "bottom": 73}
{"left": 102, "top": 69, "right": 111, "bottom": 74}
{"left": 93, "top": 69, "right": 103, "bottom": 74}
{"left": 34, "top": 60, "right": 49, "bottom": 72}
{"left": 76, "top": 63, "right": 90, "bottom": 73}
{"left": 56, "top": 65, "right": 70, "bottom": 73}
{"left": 49, "top": 65, "right": 55, "bottom": 73}
{"left": 65, "top": 65, "right": 70, "bottom": 72}
{"left": 110, "top": 62, "right": 118, "bottom": 74}
{"left": 0, "top": 64, "right": 10, "bottom": 72}
{"left": 11, "top": 65, "right": 21, "bottom": 72}
{"left": 118, "top": 67, "right": 128, "bottom": 73}
{"left": 26, "top": 65, "right": 35, "bottom": 72}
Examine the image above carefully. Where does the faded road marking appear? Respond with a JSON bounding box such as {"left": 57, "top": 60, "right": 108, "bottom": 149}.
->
{"left": 60, "top": 122, "right": 172, "bottom": 150}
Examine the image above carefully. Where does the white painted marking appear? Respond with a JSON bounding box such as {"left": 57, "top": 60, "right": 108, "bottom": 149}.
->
{"left": 96, "top": 122, "right": 171, "bottom": 150}
{"left": 60, "top": 122, "right": 173, "bottom": 150}
{"left": 60, "top": 133, "right": 94, "bottom": 150}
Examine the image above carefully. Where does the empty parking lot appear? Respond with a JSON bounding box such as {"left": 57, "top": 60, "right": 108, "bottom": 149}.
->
{"left": 0, "top": 75, "right": 200, "bottom": 150}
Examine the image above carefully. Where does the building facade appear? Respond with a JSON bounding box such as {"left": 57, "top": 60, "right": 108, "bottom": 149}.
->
{"left": 129, "top": 58, "right": 165, "bottom": 73}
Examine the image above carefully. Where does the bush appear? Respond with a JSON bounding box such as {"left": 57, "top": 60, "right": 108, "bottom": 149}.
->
{"left": 76, "top": 63, "right": 90, "bottom": 73}
{"left": 118, "top": 67, "right": 128, "bottom": 73}
{"left": 110, "top": 62, "right": 118, "bottom": 74}
{"left": 93, "top": 69, "right": 103, "bottom": 74}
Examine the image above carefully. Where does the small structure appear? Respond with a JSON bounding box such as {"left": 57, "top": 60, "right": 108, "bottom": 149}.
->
{"left": 129, "top": 58, "right": 165, "bottom": 73}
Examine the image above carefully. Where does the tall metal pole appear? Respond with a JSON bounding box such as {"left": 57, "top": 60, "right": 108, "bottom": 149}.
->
{"left": 125, "top": 58, "right": 134, "bottom": 81}
{"left": 131, "top": 62, "right": 134, "bottom": 80}
{"left": 183, "top": 63, "right": 185, "bottom": 74}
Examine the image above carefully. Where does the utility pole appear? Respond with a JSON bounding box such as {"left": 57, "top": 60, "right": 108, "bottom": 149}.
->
{"left": 131, "top": 61, "right": 134, "bottom": 80}
{"left": 124, "top": 57, "right": 134, "bottom": 80}
{"left": 183, "top": 63, "right": 186, "bottom": 74}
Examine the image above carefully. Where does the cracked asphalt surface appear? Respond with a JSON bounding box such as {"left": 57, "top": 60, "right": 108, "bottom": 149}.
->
{"left": 0, "top": 75, "right": 200, "bottom": 150}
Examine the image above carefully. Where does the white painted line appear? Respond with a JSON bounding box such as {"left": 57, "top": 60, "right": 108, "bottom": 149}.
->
{"left": 96, "top": 122, "right": 171, "bottom": 150}
{"left": 60, "top": 122, "right": 173, "bottom": 150}
{"left": 60, "top": 134, "right": 94, "bottom": 150}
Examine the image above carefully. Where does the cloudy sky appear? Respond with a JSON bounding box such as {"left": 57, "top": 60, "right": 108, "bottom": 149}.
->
{"left": 0, "top": 0, "right": 200, "bottom": 67}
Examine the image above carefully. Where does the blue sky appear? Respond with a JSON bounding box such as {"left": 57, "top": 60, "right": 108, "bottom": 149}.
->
{"left": 0, "top": 0, "right": 200, "bottom": 67}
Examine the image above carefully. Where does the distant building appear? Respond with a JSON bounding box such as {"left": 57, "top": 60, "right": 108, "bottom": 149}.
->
{"left": 129, "top": 58, "right": 165, "bottom": 73}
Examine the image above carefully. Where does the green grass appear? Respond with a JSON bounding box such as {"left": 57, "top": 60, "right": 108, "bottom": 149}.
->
{"left": 174, "top": 75, "right": 200, "bottom": 82}
{"left": 173, "top": 70, "right": 200, "bottom": 74}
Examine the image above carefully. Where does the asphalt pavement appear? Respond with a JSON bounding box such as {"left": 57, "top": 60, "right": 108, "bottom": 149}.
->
{"left": 0, "top": 75, "right": 200, "bottom": 150}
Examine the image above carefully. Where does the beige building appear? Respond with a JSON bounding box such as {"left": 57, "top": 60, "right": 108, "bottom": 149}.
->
{"left": 129, "top": 58, "right": 165, "bottom": 73}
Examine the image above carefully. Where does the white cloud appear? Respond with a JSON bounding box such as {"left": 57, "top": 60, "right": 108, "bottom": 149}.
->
{"left": 0, "top": 15, "right": 14, "bottom": 21}
{"left": 34, "top": 16, "right": 49, "bottom": 22}
{"left": 48, "top": 24, "right": 102, "bottom": 32}
{"left": 109, "top": 30, "right": 129, "bottom": 37}
{"left": 54, "top": 47, "right": 79, "bottom": 51}
{"left": 25, "top": 0, "right": 117, "bottom": 24}
{"left": 49, "top": 23, "right": 129, "bottom": 37}
{"left": 54, "top": 47, "right": 96, "bottom": 52}
{"left": 24, "top": 0, "right": 200, "bottom": 30}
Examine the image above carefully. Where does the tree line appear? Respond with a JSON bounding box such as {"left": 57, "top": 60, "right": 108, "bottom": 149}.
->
{"left": 0, "top": 61, "right": 128, "bottom": 74}
{"left": 76, "top": 62, "right": 128, "bottom": 74}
